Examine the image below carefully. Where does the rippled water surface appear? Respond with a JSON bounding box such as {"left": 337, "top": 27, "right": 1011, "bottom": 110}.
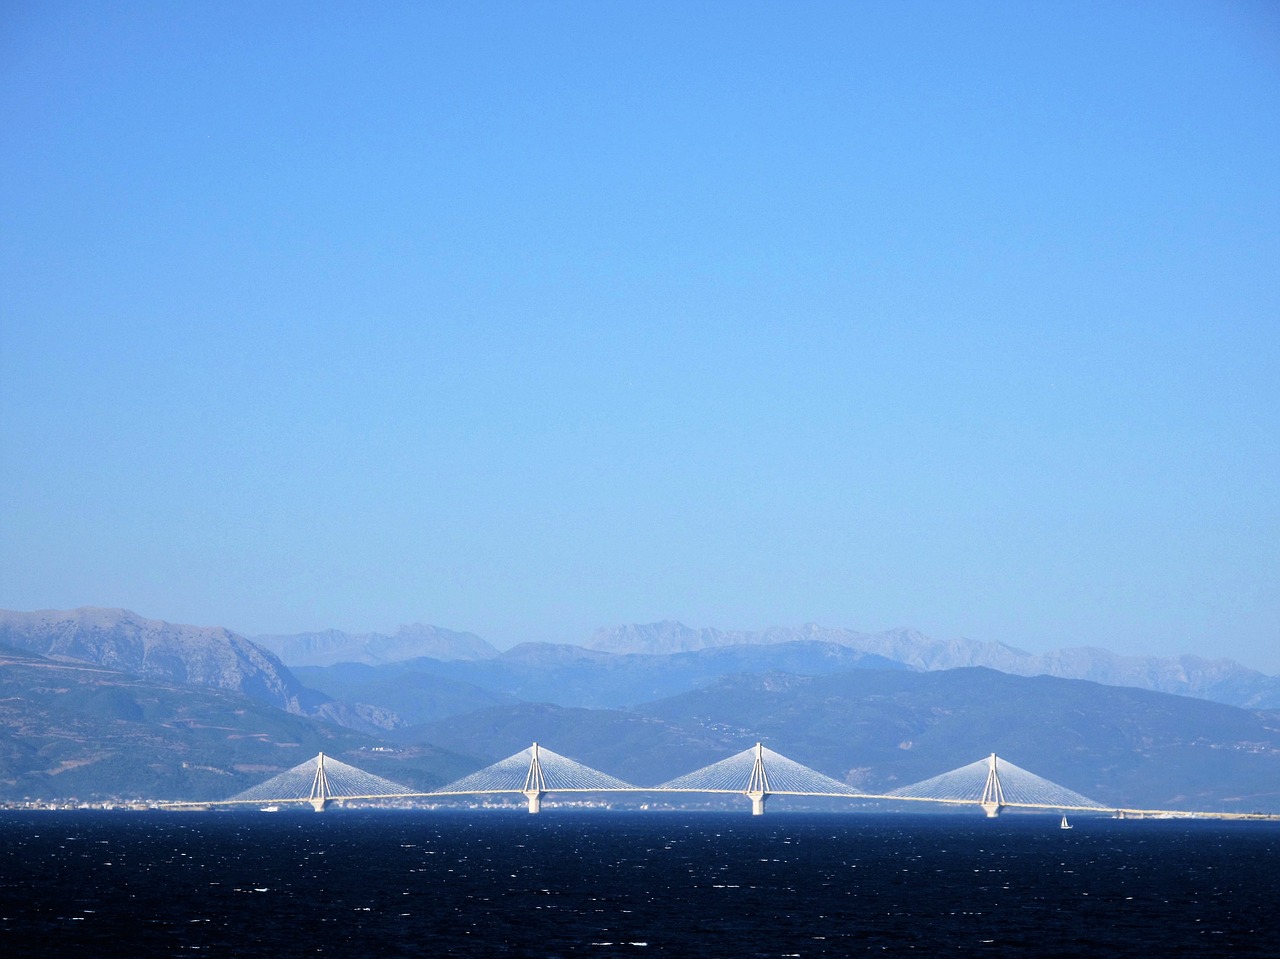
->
{"left": 1, "top": 811, "right": 1276, "bottom": 957}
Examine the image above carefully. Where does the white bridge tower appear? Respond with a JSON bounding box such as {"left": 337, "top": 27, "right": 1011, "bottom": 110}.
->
{"left": 979, "top": 752, "right": 1005, "bottom": 818}
{"left": 523, "top": 742, "right": 548, "bottom": 813}
{"left": 308, "top": 752, "right": 332, "bottom": 812}
{"left": 745, "top": 742, "right": 771, "bottom": 815}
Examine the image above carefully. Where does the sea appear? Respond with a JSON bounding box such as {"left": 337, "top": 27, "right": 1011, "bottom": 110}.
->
{"left": 1, "top": 810, "right": 1277, "bottom": 957}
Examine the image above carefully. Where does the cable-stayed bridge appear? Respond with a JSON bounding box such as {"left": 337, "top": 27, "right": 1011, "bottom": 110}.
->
{"left": 224, "top": 753, "right": 412, "bottom": 812}
{"left": 887, "top": 754, "right": 1102, "bottom": 816}
{"left": 431, "top": 743, "right": 636, "bottom": 812}
{"left": 658, "top": 744, "right": 867, "bottom": 815}
{"left": 164, "top": 744, "right": 1277, "bottom": 821}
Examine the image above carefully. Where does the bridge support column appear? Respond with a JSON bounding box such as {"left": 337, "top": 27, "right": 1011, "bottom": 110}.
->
{"left": 308, "top": 752, "right": 332, "bottom": 812}
{"left": 523, "top": 742, "right": 548, "bottom": 813}
{"left": 979, "top": 753, "right": 1005, "bottom": 819}
{"left": 746, "top": 744, "right": 771, "bottom": 815}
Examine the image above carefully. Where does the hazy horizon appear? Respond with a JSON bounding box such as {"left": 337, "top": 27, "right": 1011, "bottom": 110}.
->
{"left": 7, "top": 603, "right": 1278, "bottom": 677}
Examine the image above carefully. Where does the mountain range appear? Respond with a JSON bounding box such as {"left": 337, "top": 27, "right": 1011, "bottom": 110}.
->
{"left": 253, "top": 624, "right": 498, "bottom": 667}
{"left": 0, "top": 641, "right": 472, "bottom": 801}
{"left": 405, "top": 668, "right": 1280, "bottom": 812}
{"left": 256, "top": 618, "right": 1280, "bottom": 711}
{"left": 2, "top": 607, "right": 1278, "bottom": 811}
{"left": 583, "top": 622, "right": 1280, "bottom": 710}
{"left": 293, "top": 640, "right": 908, "bottom": 723}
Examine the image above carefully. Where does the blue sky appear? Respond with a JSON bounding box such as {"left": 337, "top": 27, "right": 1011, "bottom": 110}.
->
{"left": 2, "top": 2, "right": 1278, "bottom": 670}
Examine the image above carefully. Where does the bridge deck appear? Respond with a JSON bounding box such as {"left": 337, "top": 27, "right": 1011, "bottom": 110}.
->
{"left": 163, "top": 788, "right": 1280, "bottom": 821}
{"left": 158, "top": 746, "right": 1280, "bottom": 821}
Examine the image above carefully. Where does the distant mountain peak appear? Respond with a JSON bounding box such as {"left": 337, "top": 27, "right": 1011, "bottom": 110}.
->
{"left": 586, "top": 621, "right": 725, "bottom": 655}
{"left": 0, "top": 606, "right": 312, "bottom": 713}
{"left": 585, "top": 621, "right": 864, "bottom": 655}
{"left": 254, "top": 623, "right": 499, "bottom": 667}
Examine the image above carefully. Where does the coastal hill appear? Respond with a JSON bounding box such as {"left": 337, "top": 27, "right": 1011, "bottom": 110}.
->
{"left": 0, "top": 608, "right": 396, "bottom": 734}
{"left": 0, "top": 642, "right": 472, "bottom": 801}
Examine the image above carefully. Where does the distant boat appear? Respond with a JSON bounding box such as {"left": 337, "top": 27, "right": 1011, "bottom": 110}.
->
{"left": 260, "top": 805, "right": 280, "bottom": 813}
{"left": 1060, "top": 815, "right": 1072, "bottom": 830}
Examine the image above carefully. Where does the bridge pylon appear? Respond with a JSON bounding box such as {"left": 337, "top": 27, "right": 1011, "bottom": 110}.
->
{"left": 523, "top": 742, "right": 548, "bottom": 814}
{"left": 979, "top": 753, "right": 1005, "bottom": 818}
{"left": 745, "top": 742, "right": 771, "bottom": 815}
{"left": 309, "top": 751, "right": 332, "bottom": 812}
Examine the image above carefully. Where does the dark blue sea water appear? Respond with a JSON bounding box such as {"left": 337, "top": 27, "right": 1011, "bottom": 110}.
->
{"left": 1, "top": 810, "right": 1276, "bottom": 957}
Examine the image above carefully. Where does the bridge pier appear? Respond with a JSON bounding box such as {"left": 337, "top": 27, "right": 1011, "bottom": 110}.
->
{"left": 309, "top": 753, "right": 332, "bottom": 812}
{"left": 979, "top": 753, "right": 1005, "bottom": 818}
{"left": 522, "top": 742, "right": 549, "bottom": 813}
{"left": 746, "top": 744, "right": 771, "bottom": 815}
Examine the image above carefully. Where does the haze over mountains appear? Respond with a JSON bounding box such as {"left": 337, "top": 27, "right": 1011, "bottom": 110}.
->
{"left": 583, "top": 621, "right": 1280, "bottom": 709}
{"left": 262, "top": 618, "right": 1280, "bottom": 711}
{"left": 2, "top": 607, "right": 1279, "bottom": 812}
{"left": 293, "top": 642, "right": 908, "bottom": 723}
{"left": 253, "top": 625, "right": 498, "bottom": 667}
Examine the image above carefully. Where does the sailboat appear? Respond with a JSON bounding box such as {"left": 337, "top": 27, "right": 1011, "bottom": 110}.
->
{"left": 1060, "top": 814, "right": 1072, "bottom": 830}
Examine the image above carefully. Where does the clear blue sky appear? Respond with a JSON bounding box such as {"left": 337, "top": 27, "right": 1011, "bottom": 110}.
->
{"left": 2, "top": 2, "right": 1278, "bottom": 670}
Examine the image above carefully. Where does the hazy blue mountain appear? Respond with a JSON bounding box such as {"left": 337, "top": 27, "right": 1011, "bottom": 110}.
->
{"left": 293, "top": 662, "right": 517, "bottom": 726}
{"left": 0, "top": 607, "right": 319, "bottom": 713}
{"left": 400, "top": 701, "right": 736, "bottom": 786}
{"left": 0, "top": 643, "right": 476, "bottom": 802}
{"left": 637, "top": 668, "right": 1280, "bottom": 811}
{"left": 254, "top": 624, "right": 499, "bottom": 667}
{"left": 401, "top": 667, "right": 1280, "bottom": 813}
{"left": 587, "top": 622, "right": 1280, "bottom": 709}
{"left": 0, "top": 608, "right": 398, "bottom": 734}
{"left": 299, "top": 640, "right": 907, "bottom": 712}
